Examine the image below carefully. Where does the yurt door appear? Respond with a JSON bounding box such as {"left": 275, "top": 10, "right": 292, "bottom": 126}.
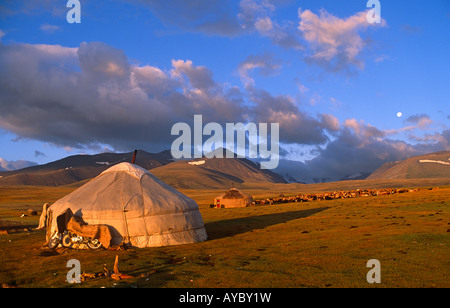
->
{"left": 120, "top": 192, "right": 146, "bottom": 245}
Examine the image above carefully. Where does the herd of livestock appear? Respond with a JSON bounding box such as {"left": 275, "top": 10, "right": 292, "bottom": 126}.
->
{"left": 253, "top": 187, "right": 424, "bottom": 206}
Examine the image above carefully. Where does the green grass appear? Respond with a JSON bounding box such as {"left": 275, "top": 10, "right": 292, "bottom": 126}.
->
{"left": 0, "top": 184, "right": 449, "bottom": 288}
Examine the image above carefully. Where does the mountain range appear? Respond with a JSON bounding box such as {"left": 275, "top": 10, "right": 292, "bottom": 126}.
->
{"left": 0, "top": 150, "right": 448, "bottom": 188}
{"left": 0, "top": 150, "right": 173, "bottom": 186}
{"left": 0, "top": 149, "right": 286, "bottom": 188}
{"left": 367, "top": 151, "right": 450, "bottom": 180}
{"left": 151, "top": 156, "right": 287, "bottom": 189}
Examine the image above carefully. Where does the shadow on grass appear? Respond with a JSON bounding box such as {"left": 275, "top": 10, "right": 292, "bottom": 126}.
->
{"left": 205, "top": 207, "right": 330, "bottom": 240}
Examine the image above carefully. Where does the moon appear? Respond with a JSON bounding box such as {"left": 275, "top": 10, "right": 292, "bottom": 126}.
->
{"left": 397, "top": 112, "right": 403, "bottom": 118}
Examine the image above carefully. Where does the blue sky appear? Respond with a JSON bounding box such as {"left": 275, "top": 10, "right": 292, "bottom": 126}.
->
{"left": 0, "top": 0, "right": 449, "bottom": 181}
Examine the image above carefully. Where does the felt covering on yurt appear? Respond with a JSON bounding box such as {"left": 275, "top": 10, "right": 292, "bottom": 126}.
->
{"left": 47, "top": 162, "right": 207, "bottom": 248}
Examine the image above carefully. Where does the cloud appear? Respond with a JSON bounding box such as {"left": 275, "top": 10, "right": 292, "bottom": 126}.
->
{"left": 248, "top": 87, "right": 334, "bottom": 145}
{"left": 34, "top": 150, "right": 46, "bottom": 158}
{"left": 126, "top": 0, "right": 242, "bottom": 36}
{"left": 1, "top": 40, "right": 447, "bottom": 179}
{"left": 277, "top": 119, "right": 450, "bottom": 183}
{"left": 320, "top": 114, "right": 340, "bottom": 132}
{"left": 129, "top": 0, "right": 303, "bottom": 48}
{"left": 384, "top": 114, "right": 435, "bottom": 138}
{"left": 405, "top": 114, "right": 433, "bottom": 129}
{"left": 0, "top": 42, "right": 169, "bottom": 150}
{"left": 254, "top": 16, "right": 273, "bottom": 32}
{"left": 237, "top": 53, "right": 282, "bottom": 88}
{"left": 238, "top": 0, "right": 275, "bottom": 29}
{"left": 239, "top": 0, "right": 304, "bottom": 49}
{"left": 0, "top": 0, "right": 66, "bottom": 18}
{"left": 295, "top": 80, "right": 309, "bottom": 94}
{"left": 0, "top": 41, "right": 249, "bottom": 152}
{"left": 298, "top": 8, "right": 385, "bottom": 73}
{"left": 400, "top": 24, "right": 422, "bottom": 35}
{"left": 343, "top": 119, "right": 384, "bottom": 139}
{"left": 276, "top": 120, "right": 416, "bottom": 183}
{"left": 408, "top": 130, "right": 450, "bottom": 153}
{"left": 170, "top": 59, "right": 215, "bottom": 91}
{"left": 374, "top": 54, "right": 391, "bottom": 63}
{"left": 0, "top": 158, "right": 37, "bottom": 171}
{"left": 78, "top": 42, "right": 130, "bottom": 78}
{"left": 40, "top": 23, "right": 60, "bottom": 33}
{"left": 0, "top": 40, "right": 350, "bottom": 153}
{"left": 442, "top": 130, "right": 450, "bottom": 145}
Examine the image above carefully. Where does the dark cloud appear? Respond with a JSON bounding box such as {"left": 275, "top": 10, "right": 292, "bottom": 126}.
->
{"left": 248, "top": 87, "right": 333, "bottom": 145}
{"left": 171, "top": 59, "right": 216, "bottom": 91}
{"left": 78, "top": 42, "right": 131, "bottom": 80}
{"left": 0, "top": 41, "right": 331, "bottom": 152}
{"left": 127, "top": 0, "right": 242, "bottom": 36}
{"left": 409, "top": 130, "right": 450, "bottom": 152}
{"left": 276, "top": 122, "right": 450, "bottom": 183}
{"left": 443, "top": 130, "right": 450, "bottom": 143}
{"left": 34, "top": 150, "right": 46, "bottom": 158}
{"left": 0, "top": 41, "right": 206, "bottom": 151}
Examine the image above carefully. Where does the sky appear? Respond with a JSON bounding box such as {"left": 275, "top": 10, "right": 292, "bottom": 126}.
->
{"left": 0, "top": 0, "right": 449, "bottom": 182}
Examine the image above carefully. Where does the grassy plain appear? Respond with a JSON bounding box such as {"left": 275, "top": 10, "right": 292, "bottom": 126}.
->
{"left": 0, "top": 180, "right": 449, "bottom": 288}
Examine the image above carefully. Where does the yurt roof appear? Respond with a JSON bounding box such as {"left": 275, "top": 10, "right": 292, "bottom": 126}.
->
{"left": 98, "top": 161, "right": 148, "bottom": 180}
{"left": 216, "top": 188, "right": 252, "bottom": 199}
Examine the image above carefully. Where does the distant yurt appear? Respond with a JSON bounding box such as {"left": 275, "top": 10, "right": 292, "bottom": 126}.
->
{"left": 46, "top": 162, "right": 207, "bottom": 248}
{"left": 214, "top": 188, "right": 253, "bottom": 208}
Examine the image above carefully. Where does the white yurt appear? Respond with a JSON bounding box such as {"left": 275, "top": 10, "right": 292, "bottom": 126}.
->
{"left": 46, "top": 162, "right": 207, "bottom": 248}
